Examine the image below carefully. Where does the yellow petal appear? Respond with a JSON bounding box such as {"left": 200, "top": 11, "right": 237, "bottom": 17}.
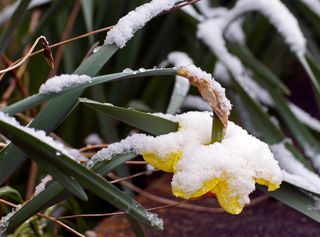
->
{"left": 212, "top": 180, "right": 244, "bottom": 215}
{"left": 172, "top": 178, "right": 220, "bottom": 199}
{"left": 141, "top": 150, "right": 182, "bottom": 172}
{"left": 255, "top": 178, "right": 280, "bottom": 191}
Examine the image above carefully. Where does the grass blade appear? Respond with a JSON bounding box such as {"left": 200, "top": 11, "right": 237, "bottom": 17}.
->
{"left": 80, "top": 98, "right": 179, "bottom": 136}
{"left": 4, "top": 68, "right": 177, "bottom": 116}
{"left": 5, "top": 153, "right": 147, "bottom": 233}
{"left": 0, "top": 116, "right": 88, "bottom": 201}
{"left": 259, "top": 183, "right": 320, "bottom": 222}
{"left": 0, "top": 0, "right": 31, "bottom": 54}
{"left": 227, "top": 42, "right": 290, "bottom": 94}
{"left": 0, "top": 186, "right": 23, "bottom": 203}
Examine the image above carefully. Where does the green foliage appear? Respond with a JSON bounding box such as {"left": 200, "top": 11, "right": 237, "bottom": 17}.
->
{"left": 1, "top": 0, "right": 320, "bottom": 236}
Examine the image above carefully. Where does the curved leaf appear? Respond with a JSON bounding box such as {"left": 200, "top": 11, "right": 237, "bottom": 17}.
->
{"left": 80, "top": 98, "right": 179, "bottom": 136}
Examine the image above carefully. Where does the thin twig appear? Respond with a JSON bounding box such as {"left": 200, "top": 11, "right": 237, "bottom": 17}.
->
{"left": 0, "top": 36, "right": 49, "bottom": 77}
{"left": 37, "top": 213, "right": 85, "bottom": 237}
{"left": 79, "top": 144, "right": 108, "bottom": 152}
{"left": 126, "top": 161, "right": 147, "bottom": 165}
{"left": 26, "top": 161, "right": 38, "bottom": 199}
{"left": 57, "top": 201, "right": 189, "bottom": 220}
{"left": 27, "top": 26, "right": 113, "bottom": 58}
{"left": 109, "top": 170, "right": 159, "bottom": 184}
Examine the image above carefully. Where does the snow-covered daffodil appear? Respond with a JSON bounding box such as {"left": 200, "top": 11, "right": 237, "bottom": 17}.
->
{"left": 140, "top": 112, "right": 282, "bottom": 214}
{"left": 90, "top": 65, "right": 283, "bottom": 215}
{"left": 91, "top": 112, "right": 283, "bottom": 214}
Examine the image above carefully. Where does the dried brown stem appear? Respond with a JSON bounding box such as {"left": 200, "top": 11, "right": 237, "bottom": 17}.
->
{"left": 109, "top": 170, "right": 159, "bottom": 184}
{"left": 0, "top": 36, "right": 50, "bottom": 78}
{"left": 26, "top": 161, "right": 38, "bottom": 199}
{"left": 126, "top": 161, "right": 147, "bottom": 165}
{"left": 79, "top": 144, "right": 108, "bottom": 152}
{"left": 57, "top": 201, "right": 188, "bottom": 220}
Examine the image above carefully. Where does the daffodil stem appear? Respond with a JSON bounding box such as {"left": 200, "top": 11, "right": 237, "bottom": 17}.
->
{"left": 211, "top": 115, "right": 224, "bottom": 143}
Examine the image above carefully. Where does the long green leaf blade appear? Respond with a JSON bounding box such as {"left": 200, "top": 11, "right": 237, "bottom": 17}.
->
{"left": 80, "top": 98, "right": 179, "bottom": 136}
{"left": 0, "top": 117, "right": 87, "bottom": 201}
{"left": 0, "top": 0, "right": 31, "bottom": 54}
{"left": 4, "top": 68, "right": 177, "bottom": 116}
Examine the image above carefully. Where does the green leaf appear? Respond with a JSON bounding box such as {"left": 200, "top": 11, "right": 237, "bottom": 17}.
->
{"left": 1, "top": 123, "right": 159, "bottom": 232}
{"left": 232, "top": 80, "right": 284, "bottom": 144}
{"left": 0, "top": 186, "right": 23, "bottom": 203}
{"left": 20, "top": 0, "right": 72, "bottom": 50}
{"left": 4, "top": 68, "right": 177, "bottom": 116}
{"left": 5, "top": 153, "right": 149, "bottom": 233}
{"left": 80, "top": 98, "right": 179, "bottom": 136}
{"left": 211, "top": 116, "right": 224, "bottom": 143}
{"left": 0, "top": 116, "right": 88, "bottom": 201}
{"left": 229, "top": 43, "right": 320, "bottom": 163}
{"left": 0, "top": 0, "right": 31, "bottom": 54}
{"left": 259, "top": 183, "right": 320, "bottom": 223}
{"left": 80, "top": 0, "right": 94, "bottom": 44}
{"left": 227, "top": 42, "right": 290, "bottom": 94}
{"left": 127, "top": 215, "right": 146, "bottom": 237}
{"left": 306, "top": 50, "right": 320, "bottom": 84}
{"left": 298, "top": 55, "right": 320, "bottom": 111}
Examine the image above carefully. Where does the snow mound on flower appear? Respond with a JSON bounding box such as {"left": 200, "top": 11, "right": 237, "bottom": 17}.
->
{"left": 90, "top": 111, "right": 283, "bottom": 211}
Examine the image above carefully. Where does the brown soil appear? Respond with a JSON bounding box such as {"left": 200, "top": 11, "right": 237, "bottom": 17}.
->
{"left": 94, "top": 174, "right": 320, "bottom": 237}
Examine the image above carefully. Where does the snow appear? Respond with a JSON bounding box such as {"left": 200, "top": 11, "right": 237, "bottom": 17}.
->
{"left": 197, "top": 19, "right": 246, "bottom": 78}
{"left": 196, "top": 0, "right": 306, "bottom": 64}
{"left": 228, "top": 0, "right": 306, "bottom": 56}
{"left": 0, "top": 0, "right": 51, "bottom": 25}
{"left": 89, "top": 111, "right": 283, "bottom": 210}
{"left": 289, "top": 103, "right": 320, "bottom": 132}
{"left": 298, "top": 0, "right": 320, "bottom": 18}
{"left": 146, "top": 212, "right": 164, "bottom": 229}
{"left": 146, "top": 164, "right": 156, "bottom": 175}
{"left": 195, "top": 3, "right": 245, "bottom": 44}
{"left": 167, "top": 51, "right": 193, "bottom": 98}
{"left": 271, "top": 141, "right": 320, "bottom": 194}
{"left": 167, "top": 52, "right": 193, "bottom": 67}
{"left": 0, "top": 112, "right": 85, "bottom": 162}
{"left": 182, "top": 95, "right": 212, "bottom": 111}
{"left": 0, "top": 204, "right": 21, "bottom": 235}
{"left": 197, "top": 19, "right": 273, "bottom": 106}
{"left": 242, "top": 77, "right": 274, "bottom": 106}
{"left": 181, "top": 5, "right": 204, "bottom": 22}
{"left": 85, "top": 133, "right": 103, "bottom": 145}
{"left": 104, "top": 0, "right": 181, "bottom": 48}
{"left": 303, "top": 145, "right": 320, "bottom": 173}
{"left": 34, "top": 175, "right": 52, "bottom": 196}
{"left": 213, "top": 62, "right": 231, "bottom": 84}
{"left": 225, "top": 18, "right": 245, "bottom": 44}
{"left": 39, "top": 74, "right": 92, "bottom": 94}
